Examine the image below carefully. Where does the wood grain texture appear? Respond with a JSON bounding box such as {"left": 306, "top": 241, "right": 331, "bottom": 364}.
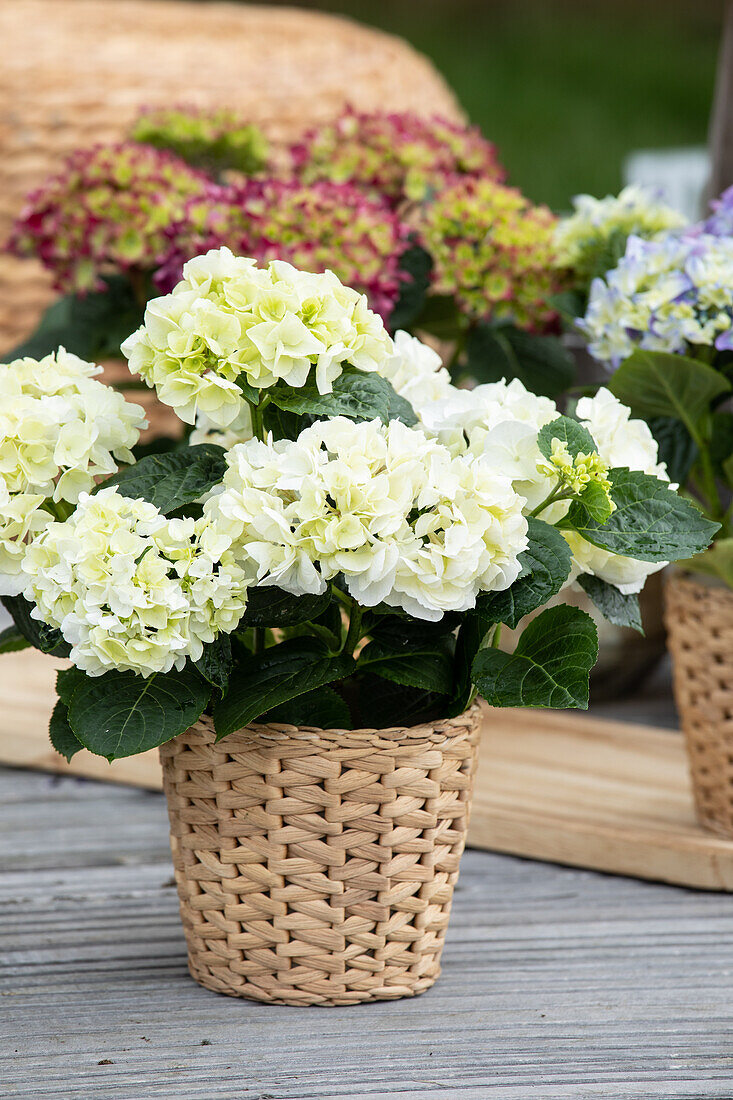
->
{"left": 2, "top": 650, "right": 732, "bottom": 891}
{"left": 2, "top": 767, "right": 733, "bottom": 1099}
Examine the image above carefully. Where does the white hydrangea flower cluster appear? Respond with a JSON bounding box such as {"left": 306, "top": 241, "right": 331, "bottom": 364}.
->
{"left": 0, "top": 349, "right": 146, "bottom": 596}
{"left": 122, "top": 247, "right": 393, "bottom": 429}
{"left": 22, "top": 487, "right": 248, "bottom": 676}
{"left": 204, "top": 416, "right": 529, "bottom": 621}
{"left": 580, "top": 233, "right": 733, "bottom": 367}
{"left": 554, "top": 184, "right": 685, "bottom": 284}
{"left": 377, "top": 334, "right": 668, "bottom": 595}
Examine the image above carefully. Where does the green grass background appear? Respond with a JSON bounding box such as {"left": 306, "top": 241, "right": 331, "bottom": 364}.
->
{"left": 260, "top": 0, "right": 722, "bottom": 210}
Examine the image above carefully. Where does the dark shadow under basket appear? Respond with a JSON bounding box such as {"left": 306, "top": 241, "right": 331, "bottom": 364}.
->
{"left": 159, "top": 706, "right": 481, "bottom": 1006}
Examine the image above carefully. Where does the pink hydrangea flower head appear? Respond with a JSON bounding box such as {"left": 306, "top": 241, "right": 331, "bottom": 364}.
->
{"left": 8, "top": 142, "right": 210, "bottom": 293}
{"left": 158, "top": 179, "right": 412, "bottom": 319}
{"left": 418, "top": 177, "right": 561, "bottom": 329}
{"left": 290, "top": 108, "right": 505, "bottom": 206}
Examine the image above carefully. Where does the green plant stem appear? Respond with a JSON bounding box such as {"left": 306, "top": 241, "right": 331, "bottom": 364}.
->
{"left": 248, "top": 395, "right": 271, "bottom": 443}
{"left": 253, "top": 627, "right": 265, "bottom": 655}
{"left": 492, "top": 624, "right": 502, "bottom": 648}
{"left": 529, "top": 482, "right": 573, "bottom": 519}
{"left": 342, "top": 600, "right": 364, "bottom": 658}
{"left": 694, "top": 439, "right": 725, "bottom": 524}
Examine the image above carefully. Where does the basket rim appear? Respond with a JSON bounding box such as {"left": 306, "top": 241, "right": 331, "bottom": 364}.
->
{"left": 184, "top": 702, "right": 483, "bottom": 749}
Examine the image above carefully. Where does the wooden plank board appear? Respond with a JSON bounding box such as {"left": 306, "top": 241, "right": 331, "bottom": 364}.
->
{"left": 2, "top": 648, "right": 733, "bottom": 891}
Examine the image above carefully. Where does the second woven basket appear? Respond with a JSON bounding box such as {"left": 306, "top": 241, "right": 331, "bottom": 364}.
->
{"left": 666, "top": 571, "right": 733, "bottom": 837}
{"left": 160, "top": 707, "right": 481, "bottom": 1006}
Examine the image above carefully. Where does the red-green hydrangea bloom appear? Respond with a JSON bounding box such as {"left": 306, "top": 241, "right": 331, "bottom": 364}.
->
{"left": 289, "top": 108, "right": 504, "bottom": 206}
{"left": 8, "top": 143, "right": 209, "bottom": 293}
{"left": 418, "top": 177, "right": 560, "bottom": 329}
{"left": 158, "top": 179, "right": 411, "bottom": 319}
{"left": 130, "top": 106, "right": 269, "bottom": 176}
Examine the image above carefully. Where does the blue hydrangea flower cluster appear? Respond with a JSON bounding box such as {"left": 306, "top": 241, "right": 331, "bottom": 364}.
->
{"left": 580, "top": 231, "right": 733, "bottom": 366}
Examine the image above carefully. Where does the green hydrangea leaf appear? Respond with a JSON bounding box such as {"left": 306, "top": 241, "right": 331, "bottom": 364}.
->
{"left": 238, "top": 586, "right": 333, "bottom": 628}
{"left": 537, "top": 415, "right": 597, "bottom": 462}
{"left": 0, "top": 625, "right": 30, "bottom": 655}
{"left": 355, "top": 674, "right": 449, "bottom": 729}
{"left": 608, "top": 349, "right": 730, "bottom": 433}
{"left": 578, "top": 478, "right": 615, "bottom": 523}
{"left": 472, "top": 604, "right": 598, "bottom": 710}
{"left": 99, "top": 444, "right": 227, "bottom": 514}
{"left": 357, "top": 636, "right": 454, "bottom": 695}
{"left": 194, "top": 635, "right": 233, "bottom": 695}
{"left": 563, "top": 467, "right": 719, "bottom": 562}
{"left": 265, "top": 685, "right": 351, "bottom": 729}
{"left": 463, "top": 324, "right": 575, "bottom": 399}
{"left": 1, "top": 595, "right": 70, "bottom": 657}
{"left": 214, "top": 639, "right": 356, "bottom": 740}
{"left": 56, "top": 666, "right": 86, "bottom": 707}
{"left": 471, "top": 517, "right": 573, "bottom": 631}
{"left": 648, "top": 416, "right": 698, "bottom": 485}
{"left": 269, "top": 366, "right": 417, "bottom": 426}
{"left": 4, "top": 276, "right": 145, "bottom": 361}
{"left": 49, "top": 699, "right": 85, "bottom": 763}
{"left": 68, "top": 666, "right": 210, "bottom": 760}
{"left": 577, "top": 574, "right": 644, "bottom": 634}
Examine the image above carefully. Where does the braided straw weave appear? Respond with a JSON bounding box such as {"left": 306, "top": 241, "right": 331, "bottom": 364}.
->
{"left": 666, "top": 572, "right": 733, "bottom": 837}
{"left": 159, "top": 706, "right": 481, "bottom": 1005}
{"left": 0, "top": 0, "right": 463, "bottom": 353}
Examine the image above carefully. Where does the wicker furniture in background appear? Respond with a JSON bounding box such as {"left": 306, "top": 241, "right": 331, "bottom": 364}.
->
{"left": 160, "top": 707, "right": 481, "bottom": 1006}
{"left": 0, "top": 0, "right": 463, "bottom": 353}
{"left": 666, "top": 572, "right": 733, "bottom": 837}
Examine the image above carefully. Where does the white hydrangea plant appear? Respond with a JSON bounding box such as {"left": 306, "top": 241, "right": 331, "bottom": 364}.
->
{"left": 0, "top": 250, "right": 717, "bottom": 761}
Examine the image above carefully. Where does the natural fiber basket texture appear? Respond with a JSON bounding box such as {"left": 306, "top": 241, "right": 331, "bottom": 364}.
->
{"left": 666, "top": 572, "right": 733, "bottom": 837}
{"left": 0, "top": 0, "right": 463, "bottom": 353}
{"left": 159, "top": 706, "right": 481, "bottom": 1006}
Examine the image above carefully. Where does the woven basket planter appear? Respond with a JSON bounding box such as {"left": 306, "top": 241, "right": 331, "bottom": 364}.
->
{"left": 666, "top": 572, "right": 733, "bottom": 837}
{"left": 159, "top": 706, "right": 481, "bottom": 1006}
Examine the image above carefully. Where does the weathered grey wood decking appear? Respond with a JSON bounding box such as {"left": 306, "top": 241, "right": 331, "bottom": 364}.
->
{"left": 2, "top": 764, "right": 733, "bottom": 1099}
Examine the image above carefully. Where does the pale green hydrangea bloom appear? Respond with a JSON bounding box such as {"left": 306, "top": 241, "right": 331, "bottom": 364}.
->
{"left": 22, "top": 487, "right": 249, "bottom": 676}
{"left": 122, "top": 247, "right": 394, "bottom": 429}
{"left": 0, "top": 348, "right": 146, "bottom": 596}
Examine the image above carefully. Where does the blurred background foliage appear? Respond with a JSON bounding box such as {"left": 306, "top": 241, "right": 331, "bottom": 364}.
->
{"left": 258, "top": 0, "right": 722, "bottom": 210}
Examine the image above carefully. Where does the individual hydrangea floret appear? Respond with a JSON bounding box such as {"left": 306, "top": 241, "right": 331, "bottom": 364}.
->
{"left": 22, "top": 487, "right": 249, "bottom": 677}
{"left": 418, "top": 177, "right": 560, "bottom": 329}
{"left": 8, "top": 143, "right": 209, "bottom": 292}
{"left": 204, "top": 416, "right": 529, "bottom": 621}
{"left": 122, "top": 247, "right": 394, "bottom": 428}
{"left": 580, "top": 233, "right": 733, "bottom": 366}
{"left": 289, "top": 107, "right": 505, "bottom": 206}
{"left": 0, "top": 349, "right": 146, "bottom": 595}
{"left": 156, "top": 179, "right": 411, "bottom": 319}
{"left": 131, "top": 105, "right": 269, "bottom": 176}
{"left": 554, "top": 184, "right": 685, "bottom": 291}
